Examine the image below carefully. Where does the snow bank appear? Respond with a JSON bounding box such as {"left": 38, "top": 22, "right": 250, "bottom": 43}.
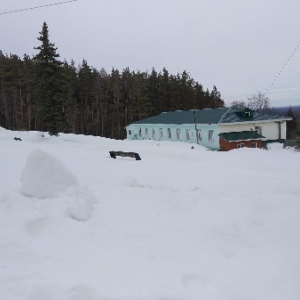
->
{"left": 266, "top": 142, "right": 284, "bottom": 150}
{"left": 20, "top": 148, "right": 79, "bottom": 199}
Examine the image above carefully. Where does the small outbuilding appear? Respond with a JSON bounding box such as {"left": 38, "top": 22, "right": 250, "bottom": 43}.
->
{"left": 218, "top": 131, "right": 264, "bottom": 151}
{"left": 125, "top": 107, "right": 292, "bottom": 151}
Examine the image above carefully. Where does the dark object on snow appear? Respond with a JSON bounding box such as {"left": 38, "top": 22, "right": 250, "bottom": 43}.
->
{"left": 14, "top": 137, "right": 22, "bottom": 141}
{"left": 109, "top": 151, "right": 141, "bottom": 160}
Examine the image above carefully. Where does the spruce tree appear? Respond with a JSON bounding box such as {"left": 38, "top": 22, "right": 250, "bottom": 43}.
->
{"left": 286, "top": 106, "right": 297, "bottom": 139}
{"left": 33, "top": 22, "right": 68, "bottom": 136}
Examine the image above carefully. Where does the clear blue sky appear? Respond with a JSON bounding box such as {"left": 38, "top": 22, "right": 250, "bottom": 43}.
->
{"left": 1, "top": 0, "right": 299, "bottom": 107}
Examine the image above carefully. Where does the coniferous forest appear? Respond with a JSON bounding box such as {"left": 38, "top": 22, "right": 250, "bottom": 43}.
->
{"left": 0, "top": 22, "right": 224, "bottom": 139}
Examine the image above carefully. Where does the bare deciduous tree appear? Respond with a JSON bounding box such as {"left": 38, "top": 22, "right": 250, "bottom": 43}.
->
{"left": 247, "top": 92, "right": 270, "bottom": 112}
{"left": 230, "top": 100, "right": 246, "bottom": 109}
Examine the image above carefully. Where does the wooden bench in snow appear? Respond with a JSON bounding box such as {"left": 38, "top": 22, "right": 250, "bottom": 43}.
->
{"left": 109, "top": 151, "right": 141, "bottom": 160}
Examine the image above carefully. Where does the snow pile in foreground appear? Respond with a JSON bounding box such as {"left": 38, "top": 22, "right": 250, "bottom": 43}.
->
{"left": 20, "top": 148, "right": 96, "bottom": 221}
{"left": 67, "top": 188, "right": 97, "bottom": 222}
{"left": 20, "top": 148, "right": 79, "bottom": 199}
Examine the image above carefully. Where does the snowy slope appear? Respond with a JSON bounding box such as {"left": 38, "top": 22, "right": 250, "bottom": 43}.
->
{"left": 0, "top": 128, "right": 300, "bottom": 300}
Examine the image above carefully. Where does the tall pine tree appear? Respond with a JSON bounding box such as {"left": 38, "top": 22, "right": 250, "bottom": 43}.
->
{"left": 33, "top": 22, "right": 68, "bottom": 136}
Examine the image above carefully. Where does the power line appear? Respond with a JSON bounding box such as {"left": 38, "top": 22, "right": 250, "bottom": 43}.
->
{"left": 0, "top": 0, "right": 77, "bottom": 16}
{"left": 266, "top": 42, "right": 300, "bottom": 93}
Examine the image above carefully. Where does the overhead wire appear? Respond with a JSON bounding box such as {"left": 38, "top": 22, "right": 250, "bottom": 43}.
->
{"left": 266, "top": 42, "right": 300, "bottom": 93}
{"left": 0, "top": 0, "right": 77, "bottom": 16}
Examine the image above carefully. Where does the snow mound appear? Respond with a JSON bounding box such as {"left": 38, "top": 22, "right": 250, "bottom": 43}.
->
{"left": 67, "top": 189, "right": 98, "bottom": 222}
{"left": 20, "top": 149, "right": 79, "bottom": 199}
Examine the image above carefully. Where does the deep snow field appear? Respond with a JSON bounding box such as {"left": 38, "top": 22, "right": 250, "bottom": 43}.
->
{"left": 0, "top": 127, "right": 300, "bottom": 300}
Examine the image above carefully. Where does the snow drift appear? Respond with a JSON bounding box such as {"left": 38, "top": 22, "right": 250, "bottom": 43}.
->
{"left": 0, "top": 130, "right": 299, "bottom": 300}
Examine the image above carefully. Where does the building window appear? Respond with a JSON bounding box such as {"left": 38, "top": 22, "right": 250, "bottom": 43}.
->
{"left": 237, "top": 143, "right": 244, "bottom": 149}
{"left": 167, "top": 128, "right": 171, "bottom": 139}
{"left": 252, "top": 142, "right": 257, "bottom": 148}
{"left": 152, "top": 129, "right": 155, "bottom": 139}
{"left": 196, "top": 129, "right": 202, "bottom": 141}
{"left": 186, "top": 129, "right": 191, "bottom": 140}
{"left": 128, "top": 130, "right": 132, "bottom": 135}
{"left": 159, "top": 128, "right": 163, "bottom": 139}
{"left": 208, "top": 130, "right": 213, "bottom": 142}
{"left": 176, "top": 129, "right": 181, "bottom": 140}
{"left": 255, "top": 126, "right": 262, "bottom": 135}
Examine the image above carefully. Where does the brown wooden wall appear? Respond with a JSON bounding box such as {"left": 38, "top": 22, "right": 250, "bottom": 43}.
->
{"left": 219, "top": 138, "right": 263, "bottom": 151}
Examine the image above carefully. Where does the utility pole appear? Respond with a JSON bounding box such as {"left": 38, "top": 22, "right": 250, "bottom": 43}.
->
{"left": 193, "top": 110, "right": 199, "bottom": 144}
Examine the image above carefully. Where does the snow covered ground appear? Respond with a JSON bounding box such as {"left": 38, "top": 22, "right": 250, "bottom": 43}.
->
{"left": 0, "top": 127, "right": 300, "bottom": 300}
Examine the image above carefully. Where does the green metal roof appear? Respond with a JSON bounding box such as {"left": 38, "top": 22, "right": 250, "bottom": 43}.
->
{"left": 219, "top": 131, "right": 265, "bottom": 142}
{"left": 128, "top": 108, "right": 291, "bottom": 126}
{"left": 219, "top": 108, "right": 291, "bottom": 124}
{"left": 131, "top": 108, "right": 229, "bottom": 125}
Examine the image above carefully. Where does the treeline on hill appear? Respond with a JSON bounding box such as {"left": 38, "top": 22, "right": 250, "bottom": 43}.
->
{"left": 0, "top": 24, "right": 224, "bottom": 139}
{"left": 0, "top": 53, "right": 224, "bottom": 139}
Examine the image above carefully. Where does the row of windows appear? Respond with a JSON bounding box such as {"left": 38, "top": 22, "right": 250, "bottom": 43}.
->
{"left": 130, "top": 125, "right": 264, "bottom": 141}
{"left": 130, "top": 128, "right": 214, "bottom": 143}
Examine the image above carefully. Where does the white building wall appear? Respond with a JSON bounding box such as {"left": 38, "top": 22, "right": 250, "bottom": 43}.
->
{"left": 126, "top": 123, "right": 220, "bottom": 149}
{"left": 219, "top": 121, "right": 287, "bottom": 140}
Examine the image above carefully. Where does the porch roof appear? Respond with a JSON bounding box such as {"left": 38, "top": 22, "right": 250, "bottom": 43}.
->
{"left": 219, "top": 131, "right": 265, "bottom": 142}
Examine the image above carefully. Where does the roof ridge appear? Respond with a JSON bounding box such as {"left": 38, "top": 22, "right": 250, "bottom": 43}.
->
{"left": 217, "top": 107, "right": 231, "bottom": 124}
